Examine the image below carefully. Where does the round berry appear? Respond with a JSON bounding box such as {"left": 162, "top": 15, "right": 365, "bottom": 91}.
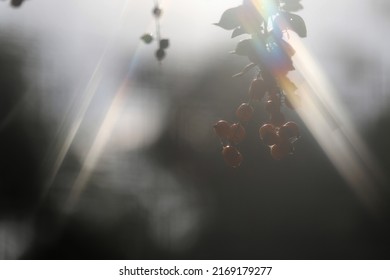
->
{"left": 278, "top": 125, "right": 290, "bottom": 140}
{"left": 270, "top": 144, "right": 285, "bottom": 160}
{"left": 222, "top": 146, "right": 243, "bottom": 168}
{"left": 236, "top": 103, "right": 254, "bottom": 122}
{"left": 284, "top": 121, "right": 300, "bottom": 137}
{"left": 270, "top": 141, "right": 293, "bottom": 160}
{"left": 228, "top": 123, "right": 246, "bottom": 144}
{"left": 259, "top": 124, "right": 278, "bottom": 146}
{"left": 249, "top": 78, "right": 267, "bottom": 101}
{"left": 279, "top": 121, "right": 300, "bottom": 140}
{"left": 213, "top": 120, "right": 231, "bottom": 139}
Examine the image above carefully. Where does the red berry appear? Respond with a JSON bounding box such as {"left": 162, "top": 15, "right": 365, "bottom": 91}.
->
{"left": 222, "top": 146, "right": 243, "bottom": 168}
{"left": 282, "top": 139, "right": 294, "bottom": 152}
{"left": 280, "top": 121, "right": 300, "bottom": 139}
{"left": 236, "top": 103, "right": 254, "bottom": 122}
{"left": 259, "top": 123, "right": 273, "bottom": 137}
{"left": 278, "top": 125, "right": 290, "bottom": 140}
{"left": 280, "top": 40, "right": 296, "bottom": 57}
{"left": 271, "top": 144, "right": 285, "bottom": 160}
{"left": 228, "top": 123, "right": 246, "bottom": 144}
{"left": 213, "top": 120, "right": 231, "bottom": 139}
{"left": 259, "top": 124, "right": 278, "bottom": 146}
{"left": 270, "top": 141, "right": 293, "bottom": 160}
{"left": 249, "top": 78, "right": 267, "bottom": 101}
{"left": 270, "top": 144, "right": 285, "bottom": 160}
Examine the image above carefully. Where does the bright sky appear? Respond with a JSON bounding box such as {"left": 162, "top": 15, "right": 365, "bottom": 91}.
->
{"left": 1, "top": 0, "right": 389, "bottom": 121}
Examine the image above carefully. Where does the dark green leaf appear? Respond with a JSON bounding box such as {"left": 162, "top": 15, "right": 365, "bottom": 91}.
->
{"left": 280, "top": 0, "right": 303, "bottom": 12}
{"left": 214, "top": 6, "right": 244, "bottom": 30}
{"left": 282, "top": 2, "right": 304, "bottom": 12}
{"left": 232, "top": 63, "right": 256, "bottom": 77}
{"left": 232, "top": 39, "right": 254, "bottom": 56}
{"left": 232, "top": 37, "right": 269, "bottom": 65}
{"left": 231, "top": 26, "right": 248, "bottom": 38}
{"left": 159, "top": 39, "right": 169, "bottom": 49}
{"left": 11, "top": 0, "right": 24, "bottom": 7}
{"left": 288, "top": 13, "right": 307, "bottom": 37}
{"left": 274, "top": 12, "right": 307, "bottom": 38}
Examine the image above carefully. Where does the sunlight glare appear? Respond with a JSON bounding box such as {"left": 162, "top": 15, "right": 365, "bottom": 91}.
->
{"left": 285, "top": 35, "right": 387, "bottom": 216}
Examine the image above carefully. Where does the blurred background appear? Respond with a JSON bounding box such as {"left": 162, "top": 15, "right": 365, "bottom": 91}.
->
{"left": 1, "top": 0, "right": 390, "bottom": 259}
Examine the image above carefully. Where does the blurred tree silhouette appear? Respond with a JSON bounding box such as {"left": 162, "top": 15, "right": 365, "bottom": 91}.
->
{"left": 0, "top": 35, "right": 44, "bottom": 218}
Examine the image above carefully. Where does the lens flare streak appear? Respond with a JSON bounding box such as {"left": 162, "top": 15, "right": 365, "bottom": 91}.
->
{"left": 42, "top": 0, "right": 132, "bottom": 200}
{"left": 65, "top": 80, "right": 128, "bottom": 211}
{"left": 42, "top": 67, "right": 103, "bottom": 198}
{"left": 285, "top": 36, "right": 386, "bottom": 216}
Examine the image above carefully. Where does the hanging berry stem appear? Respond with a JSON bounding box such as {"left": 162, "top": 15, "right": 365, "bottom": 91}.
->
{"left": 140, "top": 0, "right": 170, "bottom": 62}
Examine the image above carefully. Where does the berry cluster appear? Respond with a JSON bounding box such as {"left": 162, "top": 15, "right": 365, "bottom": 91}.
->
{"left": 255, "top": 73, "right": 300, "bottom": 160}
{"left": 140, "top": 2, "right": 170, "bottom": 62}
{"left": 213, "top": 0, "right": 306, "bottom": 166}
{"left": 214, "top": 75, "right": 300, "bottom": 166}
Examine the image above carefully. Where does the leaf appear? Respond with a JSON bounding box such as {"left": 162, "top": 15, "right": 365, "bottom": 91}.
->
{"left": 232, "top": 63, "right": 256, "bottom": 78}
{"left": 214, "top": 6, "right": 244, "bottom": 30}
{"left": 140, "top": 33, "right": 154, "bottom": 44}
{"left": 231, "top": 37, "right": 272, "bottom": 66}
{"left": 281, "top": 0, "right": 304, "bottom": 12}
{"left": 279, "top": 39, "right": 295, "bottom": 57}
{"left": 11, "top": 0, "right": 24, "bottom": 7}
{"left": 274, "top": 12, "right": 307, "bottom": 38}
{"left": 282, "top": 2, "right": 304, "bottom": 12}
{"left": 288, "top": 13, "right": 307, "bottom": 37}
{"left": 278, "top": 76, "right": 298, "bottom": 93}
{"left": 232, "top": 39, "right": 254, "bottom": 56}
{"left": 265, "top": 41, "right": 295, "bottom": 74}
{"left": 231, "top": 26, "right": 248, "bottom": 38}
{"left": 159, "top": 39, "right": 169, "bottom": 49}
{"left": 271, "top": 24, "right": 284, "bottom": 39}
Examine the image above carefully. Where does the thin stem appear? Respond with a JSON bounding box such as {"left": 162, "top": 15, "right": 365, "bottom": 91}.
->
{"left": 155, "top": 18, "right": 161, "bottom": 42}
